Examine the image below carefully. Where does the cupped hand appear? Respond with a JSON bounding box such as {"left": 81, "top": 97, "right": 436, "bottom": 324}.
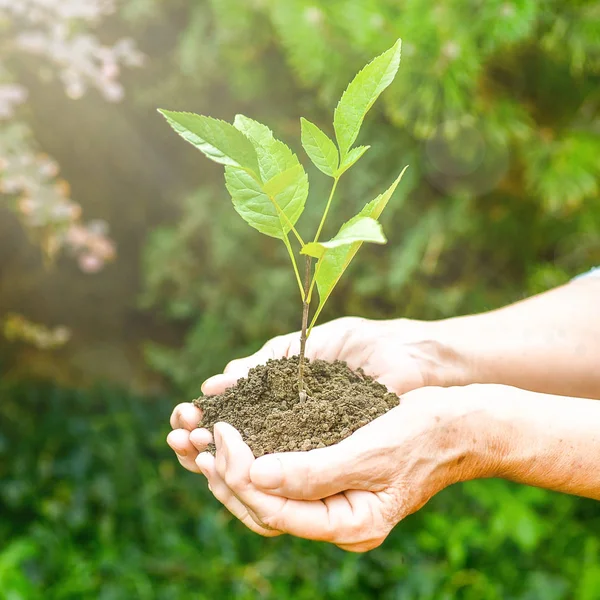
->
{"left": 188, "top": 386, "right": 492, "bottom": 552}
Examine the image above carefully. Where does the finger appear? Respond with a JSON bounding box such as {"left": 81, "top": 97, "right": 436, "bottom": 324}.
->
{"left": 214, "top": 423, "right": 374, "bottom": 543}
{"left": 248, "top": 440, "right": 366, "bottom": 500}
{"left": 169, "top": 403, "right": 202, "bottom": 431}
{"left": 195, "top": 452, "right": 280, "bottom": 538}
{"left": 167, "top": 429, "right": 202, "bottom": 473}
{"left": 189, "top": 428, "right": 214, "bottom": 452}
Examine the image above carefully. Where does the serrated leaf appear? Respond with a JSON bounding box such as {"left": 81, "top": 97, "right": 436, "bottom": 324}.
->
{"left": 159, "top": 110, "right": 260, "bottom": 174}
{"left": 225, "top": 163, "right": 308, "bottom": 240}
{"left": 263, "top": 164, "right": 305, "bottom": 197}
{"left": 312, "top": 166, "right": 408, "bottom": 318}
{"left": 300, "top": 118, "right": 339, "bottom": 177}
{"left": 233, "top": 114, "right": 273, "bottom": 146}
{"left": 334, "top": 39, "right": 402, "bottom": 159}
{"left": 302, "top": 217, "right": 386, "bottom": 258}
{"left": 335, "top": 145, "right": 370, "bottom": 177}
{"left": 234, "top": 114, "right": 297, "bottom": 181}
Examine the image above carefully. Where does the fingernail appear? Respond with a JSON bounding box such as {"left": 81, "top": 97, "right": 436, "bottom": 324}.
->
{"left": 176, "top": 449, "right": 187, "bottom": 458}
{"left": 251, "top": 456, "right": 283, "bottom": 489}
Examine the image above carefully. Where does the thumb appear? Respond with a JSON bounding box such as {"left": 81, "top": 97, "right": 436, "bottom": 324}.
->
{"left": 249, "top": 442, "right": 364, "bottom": 500}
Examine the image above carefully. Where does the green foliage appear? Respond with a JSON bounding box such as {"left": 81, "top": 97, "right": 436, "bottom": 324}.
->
{"left": 159, "top": 39, "right": 406, "bottom": 352}
{"left": 337, "top": 145, "right": 371, "bottom": 176}
{"left": 159, "top": 111, "right": 261, "bottom": 173}
{"left": 302, "top": 217, "right": 387, "bottom": 259}
{"left": 142, "top": 0, "right": 600, "bottom": 397}
{"left": 225, "top": 163, "right": 308, "bottom": 240}
{"left": 300, "top": 118, "right": 339, "bottom": 177}
{"left": 334, "top": 38, "right": 402, "bottom": 159}
{"left": 1, "top": 380, "right": 599, "bottom": 599}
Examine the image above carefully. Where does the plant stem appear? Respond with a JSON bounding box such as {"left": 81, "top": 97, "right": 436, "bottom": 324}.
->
{"left": 313, "top": 177, "right": 339, "bottom": 244}
{"left": 298, "top": 254, "right": 312, "bottom": 401}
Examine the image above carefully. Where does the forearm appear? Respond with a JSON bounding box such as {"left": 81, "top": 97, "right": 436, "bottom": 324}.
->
{"left": 468, "top": 385, "right": 600, "bottom": 500}
{"left": 432, "top": 279, "right": 600, "bottom": 399}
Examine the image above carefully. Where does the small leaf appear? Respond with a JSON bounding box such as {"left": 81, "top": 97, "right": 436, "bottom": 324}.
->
{"left": 335, "top": 145, "right": 370, "bottom": 177}
{"left": 334, "top": 39, "right": 402, "bottom": 159}
{"left": 300, "top": 118, "right": 339, "bottom": 177}
{"left": 302, "top": 217, "right": 386, "bottom": 258}
{"left": 225, "top": 163, "right": 308, "bottom": 240}
{"left": 159, "top": 110, "right": 260, "bottom": 174}
{"left": 264, "top": 164, "right": 306, "bottom": 197}
{"left": 313, "top": 166, "right": 408, "bottom": 317}
{"left": 234, "top": 114, "right": 297, "bottom": 181}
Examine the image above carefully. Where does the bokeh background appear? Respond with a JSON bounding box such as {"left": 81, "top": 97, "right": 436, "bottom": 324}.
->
{"left": 1, "top": 1, "right": 600, "bottom": 598}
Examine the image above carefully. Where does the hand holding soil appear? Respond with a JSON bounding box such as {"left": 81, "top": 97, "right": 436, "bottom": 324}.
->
{"left": 169, "top": 279, "right": 600, "bottom": 551}
{"left": 167, "top": 316, "right": 459, "bottom": 462}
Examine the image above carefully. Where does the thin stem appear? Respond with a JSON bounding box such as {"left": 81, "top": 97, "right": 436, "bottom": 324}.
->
{"left": 298, "top": 255, "right": 312, "bottom": 401}
{"left": 313, "top": 177, "right": 339, "bottom": 244}
{"left": 283, "top": 234, "right": 305, "bottom": 301}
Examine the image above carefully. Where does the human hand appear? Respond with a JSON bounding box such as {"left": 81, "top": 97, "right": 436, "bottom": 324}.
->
{"left": 176, "top": 386, "right": 496, "bottom": 551}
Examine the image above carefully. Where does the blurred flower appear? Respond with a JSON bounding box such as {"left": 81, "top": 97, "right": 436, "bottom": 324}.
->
{"left": 78, "top": 253, "right": 104, "bottom": 273}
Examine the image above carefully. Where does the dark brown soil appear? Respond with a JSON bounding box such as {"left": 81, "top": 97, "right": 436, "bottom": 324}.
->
{"left": 194, "top": 356, "right": 399, "bottom": 456}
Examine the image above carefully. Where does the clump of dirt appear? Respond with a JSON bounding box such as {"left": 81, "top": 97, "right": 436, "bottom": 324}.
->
{"left": 194, "top": 356, "right": 399, "bottom": 457}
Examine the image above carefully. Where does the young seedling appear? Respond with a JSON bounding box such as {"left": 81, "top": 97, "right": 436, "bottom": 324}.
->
{"left": 159, "top": 39, "right": 407, "bottom": 401}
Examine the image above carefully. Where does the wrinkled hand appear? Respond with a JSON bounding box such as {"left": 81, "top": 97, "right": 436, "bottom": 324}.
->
{"left": 168, "top": 387, "right": 492, "bottom": 551}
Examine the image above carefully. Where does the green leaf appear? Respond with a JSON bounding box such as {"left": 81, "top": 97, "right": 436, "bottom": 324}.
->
{"left": 225, "top": 163, "right": 308, "bottom": 240}
{"left": 233, "top": 114, "right": 273, "bottom": 146}
{"left": 335, "top": 145, "right": 370, "bottom": 177}
{"left": 234, "top": 114, "right": 298, "bottom": 182}
{"left": 302, "top": 217, "right": 386, "bottom": 258}
{"left": 300, "top": 118, "right": 339, "bottom": 177}
{"left": 227, "top": 115, "right": 309, "bottom": 239}
{"left": 312, "top": 166, "right": 408, "bottom": 317}
{"left": 333, "top": 39, "right": 402, "bottom": 159}
{"left": 159, "top": 110, "right": 260, "bottom": 174}
{"left": 263, "top": 164, "right": 305, "bottom": 197}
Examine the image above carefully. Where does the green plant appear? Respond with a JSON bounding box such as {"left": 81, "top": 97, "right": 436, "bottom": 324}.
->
{"left": 159, "top": 39, "right": 407, "bottom": 397}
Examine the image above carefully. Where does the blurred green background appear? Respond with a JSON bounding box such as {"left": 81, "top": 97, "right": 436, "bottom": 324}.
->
{"left": 1, "top": 0, "right": 599, "bottom": 598}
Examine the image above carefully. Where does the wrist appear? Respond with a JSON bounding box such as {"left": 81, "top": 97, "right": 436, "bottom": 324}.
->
{"left": 430, "top": 386, "right": 509, "bottom": 483}
{"left": 400, "top": 386, "right": 508, "bottom": 488}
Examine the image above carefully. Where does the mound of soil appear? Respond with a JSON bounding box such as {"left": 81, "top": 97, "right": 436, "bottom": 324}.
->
{"left": 194, "top": 356, "right": 399, "bottom": 456}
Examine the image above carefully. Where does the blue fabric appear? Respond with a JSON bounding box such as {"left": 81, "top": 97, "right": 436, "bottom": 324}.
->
{"left": 572, "top": 266, "right": 600, "bottom": 281}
